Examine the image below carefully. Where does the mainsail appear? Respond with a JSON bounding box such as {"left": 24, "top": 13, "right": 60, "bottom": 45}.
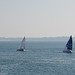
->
{"left": 20, "top": 37, "right": 25, "bottom": 49}
{"left": 17, "top": 36, "right": 25, "bottom": 51}
{"left": 65, "top": 36, "right": 72, "bottom": 50}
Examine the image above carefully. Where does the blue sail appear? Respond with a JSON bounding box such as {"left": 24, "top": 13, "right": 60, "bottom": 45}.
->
{"left": 66, "top": 36, "right": 72, "bottom": 50}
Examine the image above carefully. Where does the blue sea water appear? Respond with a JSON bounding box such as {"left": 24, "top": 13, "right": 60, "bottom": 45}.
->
{"left": 0, "top": 41, "right": 75, "bottom": 75}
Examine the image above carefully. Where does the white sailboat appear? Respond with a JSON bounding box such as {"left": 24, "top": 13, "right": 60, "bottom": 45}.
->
{"left": 17, "top": 36, "right": 25, "bottom": 51}
{"left": 63, "top": 35, "right": 72, "bottom": 53}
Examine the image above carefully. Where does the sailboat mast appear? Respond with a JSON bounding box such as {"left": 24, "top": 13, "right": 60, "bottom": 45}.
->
{"left": 23, "top": 37, "right": 25, "bottom": 49}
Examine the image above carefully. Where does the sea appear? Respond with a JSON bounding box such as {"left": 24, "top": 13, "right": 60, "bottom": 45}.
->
{"left": 0, "top": 41, "right": 75, "bottom": 75}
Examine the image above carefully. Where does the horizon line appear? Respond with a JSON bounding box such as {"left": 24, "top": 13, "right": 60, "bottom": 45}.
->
{"left": 0, "top": 36, "right": 74, "bottom": 38}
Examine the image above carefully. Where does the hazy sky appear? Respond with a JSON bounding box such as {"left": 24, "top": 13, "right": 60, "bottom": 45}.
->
{"left": 0, "top": 0, "right": 75, "bottom": 37}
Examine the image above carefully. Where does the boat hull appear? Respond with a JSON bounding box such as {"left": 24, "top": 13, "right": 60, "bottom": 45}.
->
{"left": 17, "top": 48, "right": 25, "bottom": 51}
{"left": 63, "top": 50, "right": 72, "bottom": 53}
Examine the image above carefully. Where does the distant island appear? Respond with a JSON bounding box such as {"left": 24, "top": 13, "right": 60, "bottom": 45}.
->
{"left": 0, "top": 37, "right": 75, "bottom": 42}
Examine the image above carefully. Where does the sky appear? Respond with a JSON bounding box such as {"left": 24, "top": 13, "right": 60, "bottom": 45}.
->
{"left": 0, "top": 0, "right": 75, "bottom": 38}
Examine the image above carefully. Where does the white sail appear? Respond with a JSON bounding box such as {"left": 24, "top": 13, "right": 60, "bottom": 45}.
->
{"left": 20, "top": 37, "right": 25, "bottom": 49}
{"left": 17, "top": 36, "right": 25, "bottom": 51}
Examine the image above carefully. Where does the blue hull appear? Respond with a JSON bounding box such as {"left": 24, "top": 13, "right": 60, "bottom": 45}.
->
{"left": 63, "top": 50, "right": 72, "bottom": 53}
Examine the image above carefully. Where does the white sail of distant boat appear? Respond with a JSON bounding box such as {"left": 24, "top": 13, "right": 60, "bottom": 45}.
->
{"left": 17, "top": 36, "right": 25, "bottom": 51}
{"left": 63, "top": 35, "right": 72, "bottom": 53}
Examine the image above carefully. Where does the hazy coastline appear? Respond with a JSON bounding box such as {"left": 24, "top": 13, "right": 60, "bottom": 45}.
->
{"left": 0, "top": 37, "right": 75, "bottom": 42}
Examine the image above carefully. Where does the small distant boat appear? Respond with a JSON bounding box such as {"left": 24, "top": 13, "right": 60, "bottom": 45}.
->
{"left": 17, "top": 36, "right": 25, "bottom": 51}
{"left": 63, "top": 35, "right": 72, "bottom": 53}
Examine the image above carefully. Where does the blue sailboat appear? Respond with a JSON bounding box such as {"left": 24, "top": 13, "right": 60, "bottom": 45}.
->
{"left": 63, "top": 36, "right": 72, "bottom": 53}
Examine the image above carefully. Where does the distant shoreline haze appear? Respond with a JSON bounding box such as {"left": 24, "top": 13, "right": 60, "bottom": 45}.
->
{"left": 0, "top": 37, "right": 75, "bottom": 42}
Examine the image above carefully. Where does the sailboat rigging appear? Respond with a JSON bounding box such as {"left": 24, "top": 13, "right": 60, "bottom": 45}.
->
{"left": 17, "top": 36, "right": 25, "bottom": 51}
